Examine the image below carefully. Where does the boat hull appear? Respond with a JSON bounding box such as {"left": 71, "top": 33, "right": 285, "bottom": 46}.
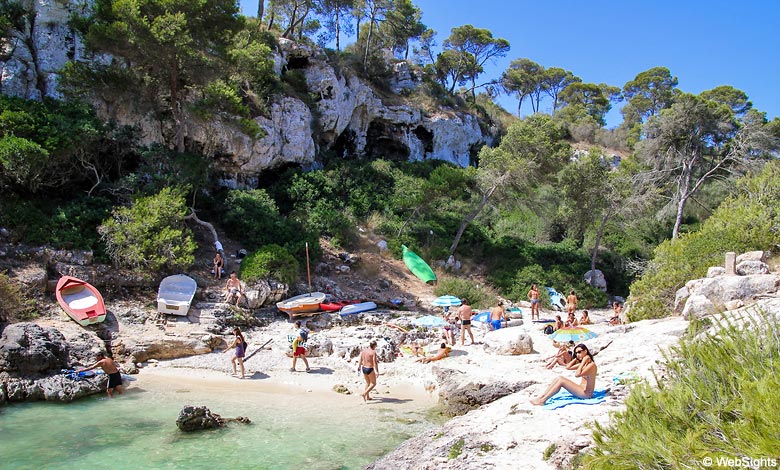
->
{"left": 339, "top": 302, "right": 377, "bottom": 317}
{"left": 276, "top": 292, "right": 326, "bottom": 316}
{"left": 156, "top": 274, "right": 197, "bottom": 315}
{"left": 55, "top": 276, "right": 106, "bottom": 326}
{"left": 402, "top": 245, "right": 437, "bottom": 283}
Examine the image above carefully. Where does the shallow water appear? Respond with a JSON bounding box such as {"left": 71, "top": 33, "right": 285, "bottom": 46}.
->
{"left": 0, "top": 374, "right": 437, "bottom": 470}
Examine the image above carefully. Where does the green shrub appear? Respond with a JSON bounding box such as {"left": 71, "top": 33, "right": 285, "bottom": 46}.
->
{"left": 221, "top": 188, "right": 318, "bottom": 259}
{"left": 628, "top": 162, "right": 780, "bottom": 320}
{"left": 582, "top": 311, "right": 780, "bottom": 469}
{"left": 0, "top": 195, "right": 112, "bottom": 253}
{"left": 542, "top": 443, "right": 557, "bottom": 461}
{"left": 239, "top": 244, "right": 299, "bottom": 285}
{"left": 434, "top": 276, "right": 498, "bottom": 310}
{"left": 448, "top": 438, "right": 465, "bottom": 460}
{"left": 0, "top": 272, "right": 36, "bottom": 322}
{"left": 98, "top": 187, "right": 196, "bottom": 272}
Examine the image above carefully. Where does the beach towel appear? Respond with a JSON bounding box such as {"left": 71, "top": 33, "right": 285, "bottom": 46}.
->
{"left": 612, "top": 371, "right": 641, "bottom": 385}
{"left": 542, "top": 388, "right": 608, "bottom": 410}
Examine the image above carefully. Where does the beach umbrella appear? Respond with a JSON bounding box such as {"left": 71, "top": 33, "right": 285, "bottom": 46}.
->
{"left": 431, "top": 295, "right": 462, "bottom": 307}
{"left": 412, "top": 315, "right": 448, "bottom": 328}
{"left": 549, "top": 326, "right": 598, "bottom": 342}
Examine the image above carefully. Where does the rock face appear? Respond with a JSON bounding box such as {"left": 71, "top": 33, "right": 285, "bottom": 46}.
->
{"left": 736, "top": 260, "right": 770, "bottom": 276}
{"left": 1, "top": 1, "right": 487, "bottom": 183}
{"left": 0, "top": 323, "right": 70, "bottom": 373}
{"left": 243, "top": 279, "right": 289, "bottom": 309}
{"left": 438, "top": 377, "right": 535, "bottom": 417}
{"left": 482, "top": 327, "right": 533, "bottom": 355}
{"left": 677, "top": 273, "right": 780, "bottom": 319}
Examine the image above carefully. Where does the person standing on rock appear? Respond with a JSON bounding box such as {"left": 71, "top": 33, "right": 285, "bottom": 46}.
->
{"left": 224, "top": 271, "right": 244, "bottom": 306}
{"left": 80, "top": 352, "right": 123, "bottom": 398}
{"left": 225, "top": 328, "right": 247, "bottom": 379}
{"left": 358, "top": 341, "right": 379, "bottom": 402}
{"left": 457, "top": 299, "right": 475, "bottom": 345}
{"left": 527, "top": 284, "right": 540, "bottom": 320}
{"left": 490, "top": 301, "right": 506, "bottom": 330}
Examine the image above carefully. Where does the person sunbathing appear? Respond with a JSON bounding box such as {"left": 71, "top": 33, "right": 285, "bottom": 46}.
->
{"left": 579, "top": 310, "right": 592, "bottom": 325}
{"left": 545, "top": 340, "right": 575, "bottom": 369}
{"left": 416, "top": 343, "right": 451, "bottom": 363}
{"left": 554, "top": 315, "right": 564, "bottom": 331}
{"left": 609, "top": 302, "right": 623, "bottom": 325}
{"left": 531, "top": 344, "right": 597, "bottom": 405}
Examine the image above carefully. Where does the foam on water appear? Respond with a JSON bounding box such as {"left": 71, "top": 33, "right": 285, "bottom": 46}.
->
{"left": 0, "top": 373, "right": 437, "bottom": 470}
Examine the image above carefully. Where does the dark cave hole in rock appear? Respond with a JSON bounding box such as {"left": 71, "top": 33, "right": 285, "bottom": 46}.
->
{"left": 365, "top": 120, "right": 410, "bottom": 161}
{"left": 413, "top": 125, "right": 434, "bottom": 154}
{"left": 333, "top": 129, "right": 358, "bottom": 159}
{"left": 286, "top": 56, "right": 309, "bottom": 70}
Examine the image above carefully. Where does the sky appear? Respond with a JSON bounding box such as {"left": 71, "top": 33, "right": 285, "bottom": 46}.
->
{"left": 237, "top": 0, "right": 780, "bottom": 128}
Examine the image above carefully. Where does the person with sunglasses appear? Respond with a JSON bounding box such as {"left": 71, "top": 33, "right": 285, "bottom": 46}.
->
{"left": 531, "top": 343, "right": 597, "bottom": 406}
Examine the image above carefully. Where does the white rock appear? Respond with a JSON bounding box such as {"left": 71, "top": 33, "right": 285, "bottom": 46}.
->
{"left": 682, "top": 294, "right": 716, "bottom": 320}
{"left": 736, "top": 260, "right": 770, "bottom": 276}
{"left": 736, "top": 250, "right": 766, "bottom": 264}
{"left": 707, "top": 266, "right": 726, "bottom": 277}
{"left": 482, "top": 328, "right": 533, "bottom": 355}
{"left": 584, "top": 269, "right": 607, "bottom": 291}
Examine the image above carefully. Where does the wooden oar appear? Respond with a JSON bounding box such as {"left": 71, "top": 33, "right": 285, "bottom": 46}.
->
{"left": 243, "top": 338, "right": 274, "bottom": 363}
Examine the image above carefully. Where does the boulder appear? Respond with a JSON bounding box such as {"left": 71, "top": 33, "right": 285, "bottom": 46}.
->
{"left": 438, "top": 379, "right": 535, "bottom": 417}
{"left": 0, "top": 373, "right": 106, "bottom": 403}
{"left": 707, "top": 266, "right": 726, "bottom": 278}
{"left": 0, "top": 323, "right": 70, "bottom": 373}
{"left": 11, "top": 265, "right": 48, "bottom": 296}
{"left": 584, "top": 269, "right": 607, "bottom": 291}
{"left": 682, "top": 294, "right": 717, "bottom": 320}
{"left": 176, "top": 405, "right": 225, "bottom": 432}
{"left": 482, "top": 328, "right": 533, "bottom": 355}
{"left": 736, "top": 260, "right": 770, "bottom": 276}
{"left": 304, "top": 336, "right": 333, "bottom": 357}
{"left": 737, "top": 251, "right": 767, "bottom": 264}
{"left": 673, "top": 285, "right": 690, "bottom": 315}
{"left": 113, "top": 336, "right": 212, "bottom": 363}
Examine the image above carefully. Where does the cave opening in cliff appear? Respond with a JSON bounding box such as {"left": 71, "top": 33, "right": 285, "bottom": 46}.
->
{"left": 365, "top": 120, "right": 410, "bottom": 162}
{"left": 413, "top": 126, "right": 434, "bottom": 154}
{"left": 285, "top": 56, "right": 310, "bottom": 70}
{"left": 331, "top": 129, "right": 358, "bottom": 160}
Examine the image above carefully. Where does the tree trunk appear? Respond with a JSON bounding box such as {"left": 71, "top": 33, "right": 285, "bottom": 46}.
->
{"left": 398, "top": 205, "right": 424, "bottom": 237}
{"left": 257, "top": 0, "right": 264, "bottom": 21}
{"left": 363, "top": 10, "right": 375, "bottom": 73}
{"left": 449, "top": 185, "right": 497, "bottom": 256}
{"left": 672, "top": 151, "right": 696, "bottom": 239}
{"left": 590, "top": 212, "right": 610, "bottom": 275}
{"left": 169, "top": 61, "right": 185, "bottom": 153}
{"left": 335, "top": 10, "right": 341, "bottom": 51}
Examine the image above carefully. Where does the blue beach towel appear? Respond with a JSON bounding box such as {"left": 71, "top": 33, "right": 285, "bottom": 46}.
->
{"left": 542, "top": 388, "right": 608, "bottom": 410}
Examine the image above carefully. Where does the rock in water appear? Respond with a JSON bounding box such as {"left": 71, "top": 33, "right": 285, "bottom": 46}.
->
{"left": 176, "top": 405, "right": 225, "bottom": 432}
{"left": 175, "top": 405, "right": 250, "bottom": 432}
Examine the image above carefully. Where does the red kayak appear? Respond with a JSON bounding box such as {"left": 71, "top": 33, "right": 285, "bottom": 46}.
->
{"left": 55, "top": 276, "right": 107, "bottom": 326}
{"left": 320, "top": 300, "right": 360, "bottom": 312}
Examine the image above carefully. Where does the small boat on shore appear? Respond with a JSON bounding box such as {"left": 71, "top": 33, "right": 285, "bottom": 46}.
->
{"left": 277, "top": 292, "right": 326, "bottom": 318}
{"left": 402, "top": 245, "right": 437, "bottom": 284}
{"left": 339, "top": 301, "right": 377, "bottom": 317}
{"left": 157, "top": 274, "right": 197, "bottom": 316}
{"left": 55, "top": 276, "right": 106, "bottom": 326}
{"left": 320, "top": 300, "right": 359, "bottom": 312}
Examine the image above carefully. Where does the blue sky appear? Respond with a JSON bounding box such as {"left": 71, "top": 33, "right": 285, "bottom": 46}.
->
{"left": 238, "top": 0, "right": 779, "bottom": 128}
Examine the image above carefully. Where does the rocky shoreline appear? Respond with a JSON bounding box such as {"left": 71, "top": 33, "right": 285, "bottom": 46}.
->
{"left": 3, "top": 249, "right": 779, "bottom": 469}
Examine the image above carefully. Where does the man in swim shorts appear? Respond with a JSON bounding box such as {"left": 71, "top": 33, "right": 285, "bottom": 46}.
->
{"left": 457, "top": 299, "right": 475, "bottom": 345}
{"left": 80, "top": 352, "right": 123, "bottom": 398}
{"left": 224, "top": 271, "right": 244, "bottom": 306}
{"left": 290, "top": 333, "right": 310, "bottom": 372}
{"left": 527, "top": 284, "right": 540, "bottom": 320}
{"left": 358, "top": 341, "right": 379, "bottom": 402}
{"left": 490, "top": 301, "right": 506, "bottom": 330}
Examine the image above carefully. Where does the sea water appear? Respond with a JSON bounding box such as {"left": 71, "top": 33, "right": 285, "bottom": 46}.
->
{"left": 0, "top": 373, "right": 438, "bottom": 470}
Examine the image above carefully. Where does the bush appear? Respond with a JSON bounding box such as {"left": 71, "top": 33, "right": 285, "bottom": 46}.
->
{"left": 0, "top": 195, "right": 112, "bottom": 253}
{"left": 628, "top": 162, "right": 780, "bottom": 320}
{"left": 221, "top": 188, "right": 317, "bottom": 259}
{"left": 583, "top": 312, "right": 780, "bottom": 468}
{"left": 239, "top": 244, "right": 299, "bottom": 285}
{"left": 434, "top": 276, "right": 498, "bottom": 310}
{"left": 98, "top": 187, "right": 196, "bottom": 272}
{"left": 0, "top": 272, "right": 36, "bottom": 322}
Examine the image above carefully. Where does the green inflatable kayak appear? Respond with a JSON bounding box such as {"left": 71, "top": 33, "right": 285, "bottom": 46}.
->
{"left": 402, "top": 245, "right": 437, "bottom": 283}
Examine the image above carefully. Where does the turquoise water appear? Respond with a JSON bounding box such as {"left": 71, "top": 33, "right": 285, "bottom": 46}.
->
{"left": 0, "top": 374, "right": 437, "bottom": 470}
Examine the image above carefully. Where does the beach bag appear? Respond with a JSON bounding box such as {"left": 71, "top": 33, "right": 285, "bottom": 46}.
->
{"left": 543, "top": 325, "right": 554, "bottom": 335}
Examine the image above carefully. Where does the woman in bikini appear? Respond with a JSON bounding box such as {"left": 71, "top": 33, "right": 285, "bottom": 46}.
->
{"left": 531, "top": 344, "right": 597, "bottom": 405}
{"left": 225, "top": 327, "right": 247, "bottom": 378}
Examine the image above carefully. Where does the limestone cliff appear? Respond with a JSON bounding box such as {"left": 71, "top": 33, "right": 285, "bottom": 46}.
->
{"left": 0, "top": 1, "right": 487, "bottom": 184}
